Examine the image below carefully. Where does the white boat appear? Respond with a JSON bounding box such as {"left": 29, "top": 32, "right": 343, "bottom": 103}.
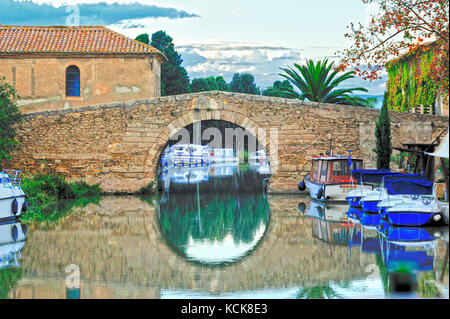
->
{"left": 0, "top": 170, "right": 27, "bottom": 221}
{"left": 0, "top": 221, "right": 27, "bottom": 268}
{"left": 382, "top": 177, "right": 444, "bottom": 226}
{"left": 300, "top": 155, "right": 371, "bottom": 202}
{"left": 360, "top": 174, "right": 422, "bottom": 214}
{"left": 249, "top": 161, "right": 271, "bottom": 175}
{"left": 210, "top": 148, "right": 239, "bottom": 164}
{"left": 209, "top": 165, "right": 237, "bottom": 177}
{"left": 161, "top": 166, "right": 210, "bottom": 185}
{"left": 386, "top": 197, "right": 444, "bottom": 227}
{"left": 248, "top": 149, "right": 268, "bottom": 163}
{"left": 345, "top": 169, "right": 401, "bottom": 208}
{"left": 161, "top": 144, "right": 210, "bottom": 167}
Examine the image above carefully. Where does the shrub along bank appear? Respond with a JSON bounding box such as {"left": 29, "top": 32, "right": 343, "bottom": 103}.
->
{"left": 20, "top": 173, "right": 102, "bottom": 224}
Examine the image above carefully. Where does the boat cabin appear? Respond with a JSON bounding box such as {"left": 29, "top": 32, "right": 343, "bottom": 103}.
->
{"left": 310, "top": 156, "right": 363, "bottom": 184}
{"left": 211, "top": 148, "right": 235, "bottom": 158}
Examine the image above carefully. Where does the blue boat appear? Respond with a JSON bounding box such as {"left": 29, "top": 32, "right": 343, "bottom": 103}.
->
{"left": 361, "top": 174, "right": 420, "bottom": 214}
{"left": 383, "top": 176, "right": 443, "bottom": 227}
{"left": 346, "top": 169, "right": 398, "bottom": 208}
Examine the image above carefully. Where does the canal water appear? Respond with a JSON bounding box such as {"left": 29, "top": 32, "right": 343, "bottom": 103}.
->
{"left": 1, "top": 163, "right": 448, "bottom": 299}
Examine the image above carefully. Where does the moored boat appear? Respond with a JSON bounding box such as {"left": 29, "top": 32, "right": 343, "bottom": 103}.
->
{"left": 210, "top": 148, "right": 239, "bottom": 164}
{"left": 161, "top": 144, "right": 211, "bottom": 167}
{"left": 382, "top": 176, "right": 444, "bottom": 226}
{"left": 360, "top": 174, "right": 420, "bottom": 214}
{"left": 0, "top": 170, "right": 27, "bottom": 221}
{"left": 300, "top": 154, "right": 371, "bottom": 203}
{"left": 345, "top": 169, "right": 400, "bottom": 208}
{"left": 248, "top": 149, "right": 268, "bottom": 164}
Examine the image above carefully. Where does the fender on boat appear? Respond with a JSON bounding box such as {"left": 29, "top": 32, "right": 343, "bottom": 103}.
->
{"left": 11, "top": 198, "right": 19, "bottom": 215}
{"left": 317, "top": 188, "right": 323, "bottom": 200}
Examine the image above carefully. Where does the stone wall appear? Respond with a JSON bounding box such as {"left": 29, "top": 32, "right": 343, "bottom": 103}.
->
{"left": 0, "top": 54, "right": 161, "bottom": 113}
{"left": 3, "top": 91, "right": 448, "bottom": 193}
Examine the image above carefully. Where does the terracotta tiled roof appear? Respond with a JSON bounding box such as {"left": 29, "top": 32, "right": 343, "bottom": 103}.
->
{"left": 0, "top": 25, "right": 166, "bottom": 59}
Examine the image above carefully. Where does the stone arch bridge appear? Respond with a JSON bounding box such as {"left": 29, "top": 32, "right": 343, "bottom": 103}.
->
{"left": 6, "top": 91, "right": 448, "bottom": 193}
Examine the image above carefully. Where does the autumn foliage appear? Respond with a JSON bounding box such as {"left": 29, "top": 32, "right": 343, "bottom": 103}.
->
{"left": 340, "top": 0, "right": 449, "bottom": 93}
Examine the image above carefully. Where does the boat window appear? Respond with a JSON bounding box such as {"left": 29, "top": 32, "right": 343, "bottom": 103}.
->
{"left": 332, "top": 160, "right": 350, "bottom": 176}
{"left": 313, "top": 160, "right": 320, "bottom": 179}
{"left": 320, "top": 161, "right": 328, "bottom": 182}
{"left": 353, "top": 161, "right": 362, "bottom": 170}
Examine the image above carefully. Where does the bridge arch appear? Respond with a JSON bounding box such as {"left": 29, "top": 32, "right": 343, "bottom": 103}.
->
{"left": 143, "top": 108, "right": 279, "bottom": 181}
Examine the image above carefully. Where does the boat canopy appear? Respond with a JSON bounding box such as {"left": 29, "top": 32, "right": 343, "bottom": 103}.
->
{"left": 383, "top": 174, "right": 433, "bottom": 196}
{"left": 351, "top": 169, "right": 400, "bottom": 184}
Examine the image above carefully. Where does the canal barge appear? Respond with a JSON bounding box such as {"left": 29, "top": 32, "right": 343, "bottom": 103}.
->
{"left": 0, "top": 170, "right": 27, "bottom": 221}
{"left": 299, "top": 155, "right": 371, "bottom": 203}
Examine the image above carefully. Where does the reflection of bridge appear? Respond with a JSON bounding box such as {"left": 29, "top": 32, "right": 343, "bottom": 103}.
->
{"left": 8, "top": 196, "right": 449, "bottom": 298}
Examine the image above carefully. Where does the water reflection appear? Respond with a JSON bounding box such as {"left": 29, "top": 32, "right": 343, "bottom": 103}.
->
{"left": 158, "top": 192, "right": 270, "bottom": 266}
{"left": 0, "top": 221, "right": 28, "bottom": 298}
{"left": 345, "top": 205, "right": 448, "bottom": 298}
{"left": 302, "top": 201, "right": 357, "bottom": 245}
{"left": 0, "top": 194, "right": 446, "bottom": 299}
{"left": 159, "top": 163, "right": 270, "bottom": 193}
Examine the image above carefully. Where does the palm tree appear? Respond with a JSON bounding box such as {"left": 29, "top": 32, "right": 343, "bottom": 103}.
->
{"left": 279, "top": 59, "right": 370, "bottom": 107}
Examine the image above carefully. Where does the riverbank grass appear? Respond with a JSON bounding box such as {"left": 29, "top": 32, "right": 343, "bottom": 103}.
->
{"left": 20, "top": 174, "right": 102, "bottom": 224}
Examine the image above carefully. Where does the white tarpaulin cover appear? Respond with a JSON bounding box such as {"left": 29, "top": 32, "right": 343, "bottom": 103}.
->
{"left": 425, "top": 128, "right": 449, "bottom": 159}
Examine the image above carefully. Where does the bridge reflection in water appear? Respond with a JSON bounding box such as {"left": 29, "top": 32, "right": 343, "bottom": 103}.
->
{"left": 1, "top": 167, "right": 449, "bottom": 298}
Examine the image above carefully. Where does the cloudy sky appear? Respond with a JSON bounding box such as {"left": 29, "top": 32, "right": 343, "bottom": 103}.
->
{"left": 1, "top": 0, "right": 387, "bottom": 95}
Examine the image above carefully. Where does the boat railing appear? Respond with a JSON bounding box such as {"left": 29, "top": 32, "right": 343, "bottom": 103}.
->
{"left": 1, "top": 170, "right": 22, "bottom": 188}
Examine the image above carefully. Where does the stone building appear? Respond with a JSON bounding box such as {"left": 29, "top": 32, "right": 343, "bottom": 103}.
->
{"left": 0, "top": 25, "right": 166, "bottom": 113}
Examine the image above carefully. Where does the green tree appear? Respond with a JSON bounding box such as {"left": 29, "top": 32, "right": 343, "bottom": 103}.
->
{"left": 279, "top": 59, "right": 370, "bottom": 106}
{"left": 215, "top": 76, "right": 229, "bottom": 91}
{"left": 190, "top": 76, "right": 218, "bottom": 93}
{"left": 374, "top": 92, "right": 392, "bottom": 170}
{"left": 0, "top": 78, "right": 22, "bottom": 166}
{"left": 135, "top": 33, "right": 150, "bottom": 45}
{"left": 262, "top": 80, "right": 295, "bottom": 98}
{"left": 150, "top": 31, "right": 190, "bottom": 96}
{"left": 229, "top": 73, "right": 260, "bottom": 95}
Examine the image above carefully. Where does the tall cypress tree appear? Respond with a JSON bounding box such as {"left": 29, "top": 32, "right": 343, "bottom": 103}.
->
{"left": 374, "top": 92, "right": 392, "bottom": 169}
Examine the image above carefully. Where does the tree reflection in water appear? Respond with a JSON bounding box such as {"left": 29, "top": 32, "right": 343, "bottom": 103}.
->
{"left": 158, "top": 192, "right": 271, "bottom": 265}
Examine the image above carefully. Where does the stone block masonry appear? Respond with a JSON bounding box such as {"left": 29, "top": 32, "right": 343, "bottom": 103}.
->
{"left": 3, "top": 91, "right": 448, "bottom": 193}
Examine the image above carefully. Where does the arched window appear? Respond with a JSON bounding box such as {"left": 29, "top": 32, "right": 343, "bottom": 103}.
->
{"left": 66, "top": 65, "right": 80, "bottom": 97}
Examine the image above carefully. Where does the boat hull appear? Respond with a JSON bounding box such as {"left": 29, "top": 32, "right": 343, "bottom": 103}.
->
{"left": 361, "top": 200, "right": 380, "bottom": 213}
{"left": 347, "top": 196, "right": 361, "bottom": 208}
{"left": 304, "top": 174, "right": 369, "bottom": 203}
{"left": 0, "top": 189, "right": 26, "bottom": 221}
{"left": 387, "top": 212, "right": 441, "bottom": 227}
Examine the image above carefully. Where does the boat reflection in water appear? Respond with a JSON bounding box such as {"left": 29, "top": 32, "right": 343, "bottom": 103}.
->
{"left": 0, "top": 221, "right": 27, "bottom": 268}
{"left": 159, "top": 162, "right": 271, "bottom": 194}
{"left": 349, "top": 208, "right": 448, "bottom": 298}
{"left": 0, "top": 221, "right": 28, "bottom": 298}
{"left": 301, "top": 200, "right": 359, "bottom": 246}
{"left": 158, "top": 192, "right": 271, "bottom": 266}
